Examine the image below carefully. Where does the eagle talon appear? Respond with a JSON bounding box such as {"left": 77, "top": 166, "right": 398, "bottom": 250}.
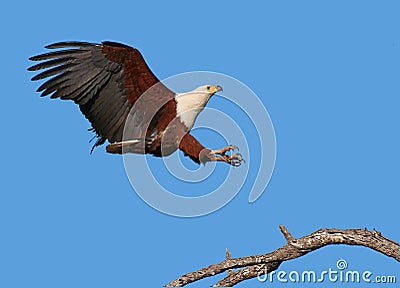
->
{"left": 211, "top": 145, "right": 239, "bottom": 156}
{"left": 227, "top": 153, "right": 244, "bottom": 167}
{"left": 207, "top": 145, "right": 244, "bottom": 166}
{"left": 230, "top": 145, "right": 239, "bottom": 152}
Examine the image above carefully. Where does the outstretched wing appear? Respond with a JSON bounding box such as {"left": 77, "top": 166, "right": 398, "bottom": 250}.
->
{"left": 28, "top": 41, "right": 175, "bottom": 150}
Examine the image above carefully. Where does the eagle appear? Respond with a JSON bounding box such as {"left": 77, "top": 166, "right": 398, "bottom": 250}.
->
{"left": 28, "top": 41, "right": 243, "bottom": 167}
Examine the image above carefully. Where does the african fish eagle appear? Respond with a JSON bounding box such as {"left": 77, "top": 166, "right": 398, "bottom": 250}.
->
{"left": 28, "top": 41, "right": 243, "bottom": 166}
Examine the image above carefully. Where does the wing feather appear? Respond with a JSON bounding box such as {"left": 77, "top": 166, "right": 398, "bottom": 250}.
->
{"left": 45, "top": 41, "right": 95, "bottom": 49}
{"left": 31, "top": 63, "right": 75, "bottom": 81}
{"left": 57, "top": 68, "right": 107, "bottom": 101}
{"left": 29, "top": 49, "right": 88, "bottom": 61}
{"left": 27, "top": 57, "right": 75, "bottom": 71}
{"left": 37, "top": 73, "right": 70, "bottom": 94}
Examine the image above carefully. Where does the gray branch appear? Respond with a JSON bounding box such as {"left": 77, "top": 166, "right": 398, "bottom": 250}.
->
{"left": 166, "top": 225, "right": 400, "bottom": 287}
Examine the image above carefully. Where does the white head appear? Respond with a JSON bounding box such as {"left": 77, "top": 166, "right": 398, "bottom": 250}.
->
{"left": 175, "top": 84, "right": 223, "bottom": 131}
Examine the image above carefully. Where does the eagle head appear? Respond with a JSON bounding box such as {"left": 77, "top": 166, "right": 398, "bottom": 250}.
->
{"left": 175, "top": 84, "right": 223, "bottom": 131}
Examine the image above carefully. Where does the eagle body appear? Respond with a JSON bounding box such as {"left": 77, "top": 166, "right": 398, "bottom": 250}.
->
{"left": 29, "top": 41, "right": 243, "bottom": 166}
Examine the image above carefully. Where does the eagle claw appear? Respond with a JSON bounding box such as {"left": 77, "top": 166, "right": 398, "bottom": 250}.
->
{"left": 211, "top": 145, "right": 238, "bottom": 156}
{"left": 209, "top": 145, "right": 244, "bottom": 167}
{"left": 227, "top": 153, "right": 244, "bottom": 167}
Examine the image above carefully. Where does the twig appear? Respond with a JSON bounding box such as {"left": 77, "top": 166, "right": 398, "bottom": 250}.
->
{"left": 225, "top": 248, "right": 234, "bottom": 277}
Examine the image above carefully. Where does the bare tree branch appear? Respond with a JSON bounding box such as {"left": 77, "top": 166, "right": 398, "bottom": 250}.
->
{"left": 166, "top": 225, "right": 399, "bottom": 287}
{"left": 214, "top": 261, "right": 281, "bottom": 287}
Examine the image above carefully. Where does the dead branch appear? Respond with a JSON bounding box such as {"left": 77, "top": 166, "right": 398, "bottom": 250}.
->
{"left": 166, "top": 225, "right": 399, "bottom": 287}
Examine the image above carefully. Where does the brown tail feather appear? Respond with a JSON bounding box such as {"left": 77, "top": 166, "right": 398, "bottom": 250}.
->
{"left": 106, "top": 140, "right": 145, "bottom": 154}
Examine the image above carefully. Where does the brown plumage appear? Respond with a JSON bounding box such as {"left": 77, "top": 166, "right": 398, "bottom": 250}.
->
{"left": 28, "top": 41, "right": 243, "bottom": 166}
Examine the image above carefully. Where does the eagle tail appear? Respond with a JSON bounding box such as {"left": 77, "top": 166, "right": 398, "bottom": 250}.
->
{"left": 106, "top": 139, "right": 145, "bottom": 154}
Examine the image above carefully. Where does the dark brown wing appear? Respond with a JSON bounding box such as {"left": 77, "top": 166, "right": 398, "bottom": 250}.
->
{"left": 28, "top": 41, "right": 175, "bottom": 151}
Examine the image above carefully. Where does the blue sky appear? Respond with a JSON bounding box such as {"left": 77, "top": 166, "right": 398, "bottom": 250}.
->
{"left": 1, "top": 1, "right": 399, "bottom": 287}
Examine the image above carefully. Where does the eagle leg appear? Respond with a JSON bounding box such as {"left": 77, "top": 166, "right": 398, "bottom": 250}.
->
{"left": 179, "top": 134, "right": 244, "bottom": 166}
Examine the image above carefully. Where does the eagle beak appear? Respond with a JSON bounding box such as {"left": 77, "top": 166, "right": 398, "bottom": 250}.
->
{"left": 216, "top": 85, "right": 223, "bottom": 93}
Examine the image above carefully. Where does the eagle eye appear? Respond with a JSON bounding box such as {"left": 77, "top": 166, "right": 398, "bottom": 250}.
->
{"left": 207, "top": 86, "right": 211, "bottom": 90}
